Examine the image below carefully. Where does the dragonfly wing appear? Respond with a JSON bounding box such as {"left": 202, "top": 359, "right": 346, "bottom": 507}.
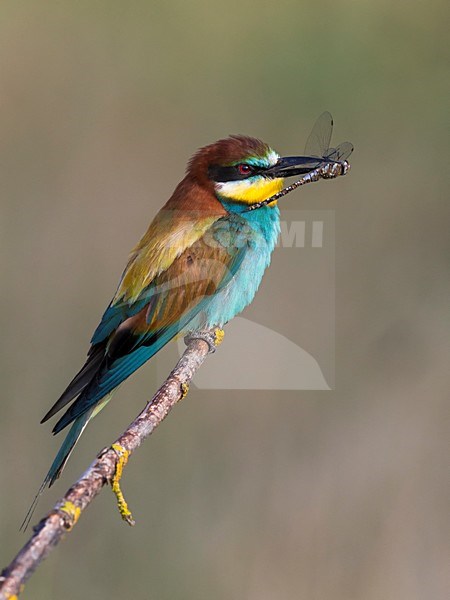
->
{"left": 324, "top": 141, "right": 354, "bottom": 162}
{"left": 304, "top": 111, "right": 333, "bottom": 157}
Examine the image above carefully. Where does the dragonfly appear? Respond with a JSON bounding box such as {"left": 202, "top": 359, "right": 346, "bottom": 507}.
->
{"left": 246, "top": 111, "right": 354, "bottom": 211}
{"left": 304, "top": 110, "right": 353, "bottom": 165}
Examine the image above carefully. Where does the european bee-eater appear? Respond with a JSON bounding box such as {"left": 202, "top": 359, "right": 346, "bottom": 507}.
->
{"left": 26, "top": 114, "right": 352, "bottom": 524}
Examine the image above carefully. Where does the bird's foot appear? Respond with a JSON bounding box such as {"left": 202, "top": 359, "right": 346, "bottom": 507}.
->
{"left": 111, "top": 443, "right": 135, "bottom": 526}
{"left": 214, "top": 328, "right": 225, "bottom": 346}
{"left": 184, "top": 328, "right": 225, "bottom": 354}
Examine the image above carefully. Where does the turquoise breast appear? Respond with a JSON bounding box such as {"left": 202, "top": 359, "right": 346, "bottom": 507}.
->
{"left": 203, "top": 203, "right": 280, "bottom": 327}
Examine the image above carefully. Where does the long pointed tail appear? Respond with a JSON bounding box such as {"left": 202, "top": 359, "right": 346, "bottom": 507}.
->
{"left": 21, "top": 390, "right": 116, "bottom": 531}
{"left": 20, "top": 410, "right": 93, "bottom": 531}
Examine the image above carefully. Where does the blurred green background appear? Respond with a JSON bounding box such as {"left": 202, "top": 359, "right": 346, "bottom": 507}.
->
{"left": 1, "top": 1, "right": 448, "bottom": 598}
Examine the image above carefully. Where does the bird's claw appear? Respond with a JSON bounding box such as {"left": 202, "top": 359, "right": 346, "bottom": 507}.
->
{"left": 184, "top": 328, "right": 225, "bottom": 354}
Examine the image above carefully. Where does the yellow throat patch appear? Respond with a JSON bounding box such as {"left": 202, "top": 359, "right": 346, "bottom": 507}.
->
{"left": 216, "top": 177, "right": 284, "bottom": 205}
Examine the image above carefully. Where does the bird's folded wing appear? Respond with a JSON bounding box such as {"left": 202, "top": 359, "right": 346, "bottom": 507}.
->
{"left": 49, "top": 214, "right": 252, "bottom": 433}
{"left": 91, "top": 213, "right": 220, "bottom": 345}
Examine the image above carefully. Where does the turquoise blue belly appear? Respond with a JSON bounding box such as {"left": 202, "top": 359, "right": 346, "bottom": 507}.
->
{"left": 203, "top": 204, "right": 280, "bottom": 327}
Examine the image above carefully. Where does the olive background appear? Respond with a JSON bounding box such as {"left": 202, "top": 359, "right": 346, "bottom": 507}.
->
{"left": 0, "top": 2, "right": 448, "bottom": 599}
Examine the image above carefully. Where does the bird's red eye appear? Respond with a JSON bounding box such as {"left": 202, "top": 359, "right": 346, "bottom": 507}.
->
{"left": 237, "top": 164, "right": 252, "bottom": 175}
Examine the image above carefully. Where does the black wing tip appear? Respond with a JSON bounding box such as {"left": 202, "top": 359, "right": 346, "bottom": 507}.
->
{"left": 41, "top": 397, "right": 72, "bottom": 425}
{"left": 40, "top": 411, "right": 52, "bottom": 425}
{"left": 52, "top": 404, "right": 81, "bottom": 434}
{"left": 52, "top": 421, "right": 65, "bottom": 435}
{"left": 40, "top": 347, "right": 106, "bottom": 425}
{"left": 40, "top": 392, "right": 75, "bottom": 426}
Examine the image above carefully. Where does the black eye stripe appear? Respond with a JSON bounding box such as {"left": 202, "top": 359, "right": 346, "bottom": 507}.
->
{"left": 208, "top": 164, "right": 263, "bottom": 183}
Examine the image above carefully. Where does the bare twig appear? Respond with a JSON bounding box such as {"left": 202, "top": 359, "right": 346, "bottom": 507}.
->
{"left": 0, "top": 336, "right": 212, "bottom": 600}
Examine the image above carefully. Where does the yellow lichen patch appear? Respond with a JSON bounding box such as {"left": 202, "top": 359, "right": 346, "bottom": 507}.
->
{"left": 58, "top": 500, "right": 81, "bottom": 529}
{"left": 216, "top": 177, "right": 284, "bottom": 204}
{"left": 180, "top": 382, "right": 189, "bottom": 399}
{"left": 111, "top": 444, "right": 135, "bottom": 526}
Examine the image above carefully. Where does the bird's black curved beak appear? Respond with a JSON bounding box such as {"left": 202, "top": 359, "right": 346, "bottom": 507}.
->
{"left": 264, "top": 155, "right": 329, "bottom": 179}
